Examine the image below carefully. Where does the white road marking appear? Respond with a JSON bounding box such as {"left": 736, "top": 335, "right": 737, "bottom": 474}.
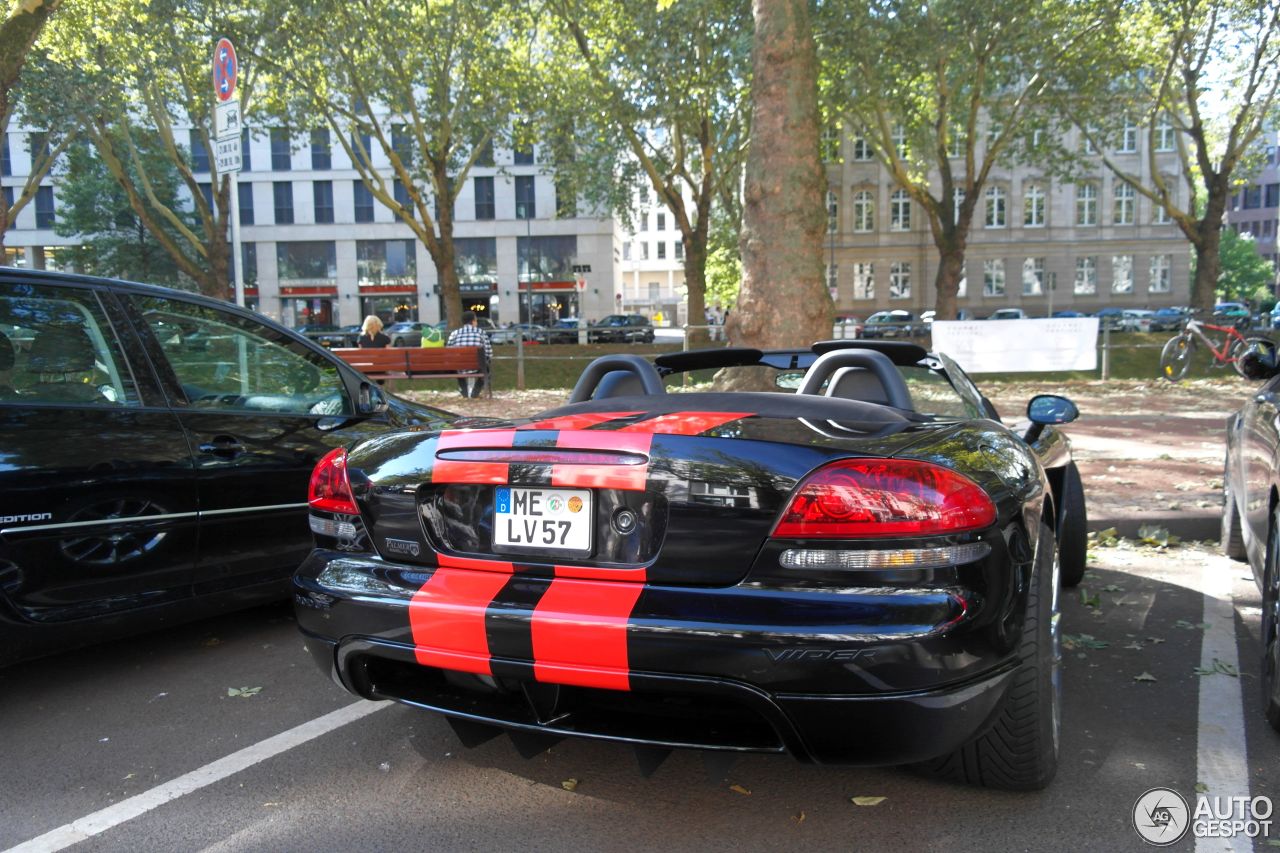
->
{"left": 4, "top": 700, "right": 388, "bottom": 853}
{"left": 1195, "top": 562, "right": 1251, "bottom": 853}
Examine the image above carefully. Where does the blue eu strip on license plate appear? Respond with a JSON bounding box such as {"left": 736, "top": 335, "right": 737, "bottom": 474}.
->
{"left": 495, "top": 487, "right": 511, "bottom": 514}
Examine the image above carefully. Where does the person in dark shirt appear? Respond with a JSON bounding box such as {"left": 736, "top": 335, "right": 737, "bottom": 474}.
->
{"left": 357, "top": 315, "right": 390, "bottom": 348}
{"left": 445, "top": 311, "right": 492, "bottom": 397}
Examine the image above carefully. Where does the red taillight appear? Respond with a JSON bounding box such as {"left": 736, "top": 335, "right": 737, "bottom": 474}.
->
{"left": 773, "top": 458, "right": 996, "bottom": 538}
{"left": 309, "top": 447, "right": 358, "bottom": 515}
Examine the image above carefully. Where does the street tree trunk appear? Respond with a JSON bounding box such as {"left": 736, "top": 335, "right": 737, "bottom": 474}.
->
{"left": 1188, "top": 183, "right": 1228, "bottom": 317}
{"left": 726, "top": 0, "right": 829, "bottom": 365}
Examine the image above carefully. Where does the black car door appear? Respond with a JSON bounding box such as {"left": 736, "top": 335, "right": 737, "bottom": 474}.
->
{"left": 1242, "top": 374, "right": 1280, "bottom": 546}
{"left": 123, "top": 293, "right": 381, "bottom": 594}
{"left": 0, "top": 277, "right": 198, "bottom": 632}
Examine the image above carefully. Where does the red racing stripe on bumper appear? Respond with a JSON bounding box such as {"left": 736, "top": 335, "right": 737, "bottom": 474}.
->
{"left": 531, "top": 576, "right": 646, "bottom": 691}
{"left": 409, "top": 564, "right": 513, "bottom": 675}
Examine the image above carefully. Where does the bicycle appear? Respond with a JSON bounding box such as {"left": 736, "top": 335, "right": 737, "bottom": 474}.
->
{"left": 1159, "top": 316, "right": 1272, "bottom": 381}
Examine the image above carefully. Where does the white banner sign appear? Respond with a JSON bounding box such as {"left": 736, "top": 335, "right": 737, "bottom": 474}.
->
{"left": 930, "top": 317, "right": 1100, "bottom": 373}
{"left": 215, "top": 100, "right": 242, "bottom": 141}
{"left": 214, "top": 136, "right": 242, "bottom": 173}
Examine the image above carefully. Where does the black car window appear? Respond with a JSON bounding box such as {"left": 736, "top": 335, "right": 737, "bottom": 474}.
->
{"left": 897, "top": 365, "right": 978, "bottom": 419}
{"left": 0, "top": 281, "right": 140, "bottom": 407}
{"left": 131, "top": 296, "right": 352, "bottom": 416}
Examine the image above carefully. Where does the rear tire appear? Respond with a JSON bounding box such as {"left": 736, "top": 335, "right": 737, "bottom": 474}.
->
{"left": 1057, "top": 463, "right": 1088, "bottom": 587}
{"left": 1160, "top": 334, "right": 1195, "bottom": 381}
{"left": 915, "top": 523, "right": 1060, "bottom": 790}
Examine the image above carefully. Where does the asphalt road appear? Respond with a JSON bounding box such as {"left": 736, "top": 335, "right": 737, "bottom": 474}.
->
{"left": 1, "top": 544, "right": 1276, "bottom": 853}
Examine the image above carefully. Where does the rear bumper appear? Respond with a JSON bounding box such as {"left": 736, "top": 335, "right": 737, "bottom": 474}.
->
{"left": 294, "top": 546, "right": 1025, "bottom": 765}
{"left": 300, "top": 629, "right": 1017, "bottom": 765}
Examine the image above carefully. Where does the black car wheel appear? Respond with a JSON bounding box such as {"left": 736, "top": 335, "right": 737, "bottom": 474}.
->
{"left": 1222, "top": 470, "right": 1248, "bottom": 561}
{"left": 1057, "top": 462, "right": 1088, "bottom": 587}
{"left": 917, "top": 523, "right": 1060, "bottom": 789}
{"left": 1263, "top": 506, "right": 1280, "bottom": 731}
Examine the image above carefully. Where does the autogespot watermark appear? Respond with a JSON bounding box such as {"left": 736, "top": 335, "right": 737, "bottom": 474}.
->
{"left": 1132, "top": 787, "right": 1274, "bottom": 846}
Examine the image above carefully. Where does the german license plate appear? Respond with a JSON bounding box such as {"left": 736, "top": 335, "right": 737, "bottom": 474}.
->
{"left": 493, "top": 487, "right": 592, "bottom": 554}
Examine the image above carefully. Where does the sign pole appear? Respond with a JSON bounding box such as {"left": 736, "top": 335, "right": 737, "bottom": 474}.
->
{"left": 230, "top": 170, "right": 244, "bottom": 307}
{"left": 212, "top": 36, "right": 244, "bottom": 307}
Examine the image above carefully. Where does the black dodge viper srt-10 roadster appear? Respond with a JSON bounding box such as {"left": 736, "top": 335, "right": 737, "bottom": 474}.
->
{"left": 295, "top": 341, "right": 1089, "bottom": 789}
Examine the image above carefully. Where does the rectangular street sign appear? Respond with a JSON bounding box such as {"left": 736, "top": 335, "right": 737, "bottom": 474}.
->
{"left": 214, "top": 137, "right": 242, "bottom": 173}
{"left": 215, "top": 100, "right": 241, "bottom": 142}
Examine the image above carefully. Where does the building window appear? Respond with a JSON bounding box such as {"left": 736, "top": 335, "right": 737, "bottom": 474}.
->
{"left": 654, "top": 212, "right": 664, "bottom": 231}
{"left": 1153, "top": 193, "right": 1172, "bottom": 224}
{"left": 238, "top": 182, "right": 254, "bottom": 225}
{"left": 985, "top": 185, "right": 1006, "bottom": 228}
{"left": 313, "top": 180, "right": 333, "bottom": 223}
{"left": 474, "top": 176, "right": 495, "bottom": 220}
{"left": 454, "top": 237, "right": 496, "bottom": 287}
{"left": 852, "top": 134, "right": 873, "bottom": 161}
{"left": 1119, "top": 117, "right": 1138, "bottom": 153}
{"left": 240, "top": 242, "right": 257, "bottom": 286}
{"left": 1024, "top": 183, "right": 1045, "bottom": 227}
{"left": 853, "top": 262, "right": 874, "bottom": 299}
{"left": 273, "top": 181, "right": 294, "bottom": 224}
{"left": 1074, "top": 256, "right": 1097, "bottom": 294}
{"left": 35, "top": 185, "right": 54, "bottom": 228}
{"left": 1155, "top": 115, "right": 1175, "bottom": 152}
{"left": 393, "top": 179, "right": 414, "bottom": 219}
{"left": 675, "top": 240, "right": 683, "bottom": 260}
{"left": 1244, "top": 186, "right": 1262, "bottom": 209}
{"left": 826, "top": 189, "right": 838, "bottom": 234}
{"left": 277, "top": 241, "right": 336, "bottom": 281}
{"left": 1, "top": 134, "right": 10, "bottom": 176}
{"left": 27, "top": 132, "right": 50, "bottom": 169}
{"left": 357, "top": 239, "right": 417, "bottom": 286}
{"left": 198, "top": 182, "right": 213, "bottom": 212}
{"left": 391, "top": 125, "right": 414, "bottom": 167}
{"left": 1081, "top": 129, "right": 1096, "bottom": 154}
{"left": 310, "top": 129, "right": 331, "bottom": 170}
{"left": 983, "top": 258, "right": 1006, "bottom": 296}
{"left": 241, "top": 128, "right": 253, "bottom": 171}
{"left": 350, "top": 132, "right": 372, "bottom": 168}
{"left": 640, "top": 211, "right": 649, "bottom": 232}
{"left": 1076, "top": 183, "right": 1097, "bottom": 226}
{"left": 1265, "top": 183, "right": 1279, "bottom": 208}
{"left": 353, "top": 181, "right": 374, "bottom": 223}
{"left": 657, "top": 241, "right": 666, "bottom": 260}
{"left": 1112, "top": 255, "right": 1133, "bottom": 293}
{"left": 947, "top": 122, "right": 965, "bottom": 158}
{"left": 640, "top": 242, "right": 649, "bottom": 260}
{"left": 1152, "top": 252, "right": 1172, "bottom": 292}
{"left": 189, "top": 130, "right": 210, "bottom": 173}
{"left": 1022, "top": 257, "right": 1044, "bottom": 295}
{"left": 889, "top": 262, "right": 911, "bottom": 299}
{"left": 512, "top": 122, "right": 534, "bottom": 165}
{"left": 270, "top": 128, "right": 291, "bottom": 171}
{"left": 515, "top": 175, "right": 535, "bottom": 219}
{"left": 474, "top": 138, "right": 494, "bottom": 167}
{"left": 853, "top": 190, "right": 874, "bottom": 232}
{"left": 1113, "top": 183, "right": 1135, "bottom": 225}
{"left": 890, "top": 189, "right": 911, "bottom": 231}
{"left": 822, "top": 123, "right": 842, "bottom": 162}
{"left": 622, "top": 242, "right": 631, "bottom": 261}
{"left": 827, "top": 263, "right": 838, "bottom": 293}
{"left": 892, "top": 124, "right": 908, "bottom": 158}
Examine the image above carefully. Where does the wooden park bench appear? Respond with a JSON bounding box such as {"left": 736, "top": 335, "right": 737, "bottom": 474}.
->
{"left": 330, "top": 347, "right": 490, "bottom": 397}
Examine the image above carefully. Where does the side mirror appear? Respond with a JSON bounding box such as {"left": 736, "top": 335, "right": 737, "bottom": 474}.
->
{"left": 358, "top": 381, "right": 388, "bottom": 415}
{"left": 1024, "top": 394, "right": 1078, "bottom": 444}
{"left": 1238, "top": 339, "right": 1280, "bottom": 381}
{"left": 1027, "top": 394, "right": 1079, "bottom": 425}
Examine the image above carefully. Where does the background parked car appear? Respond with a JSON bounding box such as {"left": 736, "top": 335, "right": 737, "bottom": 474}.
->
{"left": 832, "top": 315, "right": 863, "bottom": 338}
{"left": 861, "top": 309, "right": 922, "bottom": 338}
{"left": 490, "top": 323, "right": 547, "bottom": 345}
{"left": 1094, "top": 307, "right": 1126, "bottom": 330}
{"left": 986, "top": 308, "right": 1028, "bottom": 321}
{"left": 1214, "top": 302, "right": 1252, "bottom": 331}
{"left": 1151, "top": 306, "right": 1190, "bottom": 331}
{"left": 545, "top": 318, "right": 584, "bottom": 344}
{"left": 1052, "top": 310, "right": 1087, "bottom": 318}
{"left": 587, "top": 314, "right": 655, "bottom": 343}
{"left": 0, "top": 268, "right": 453, "bottom": 666}
{"left": 385, "top": 321, "right": 431, "bottom": 347}
{"left": 1120, "top": 309, "right": 1155, "bottom": 332}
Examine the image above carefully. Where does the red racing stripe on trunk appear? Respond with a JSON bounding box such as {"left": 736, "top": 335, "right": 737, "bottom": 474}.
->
{"left": 431, "top": 460, "right": 510, "bottom": 484}
{"left": 551, "top": 430, "right": 653, "bottom": 491}
{"left": 531, "top": 575, "right": 646, "bottom": 691}
{"left": 618, "top": 412, "right": 752, "bottom": 436}
{"left": 409, "top": 563, "right": 513, "bottom": 674}
{"left": 436, "top": 429, "right": 519, "bottom": 449}
{"left": 522, "top": 412, "right": 639, "bottom": 431}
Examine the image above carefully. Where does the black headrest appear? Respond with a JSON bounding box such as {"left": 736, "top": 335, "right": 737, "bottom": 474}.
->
{"left": 0, "top": 329, "right": 13, "bottom": 372}
{"left": 29, "top": 326, "right": 97, "bottom": 373}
